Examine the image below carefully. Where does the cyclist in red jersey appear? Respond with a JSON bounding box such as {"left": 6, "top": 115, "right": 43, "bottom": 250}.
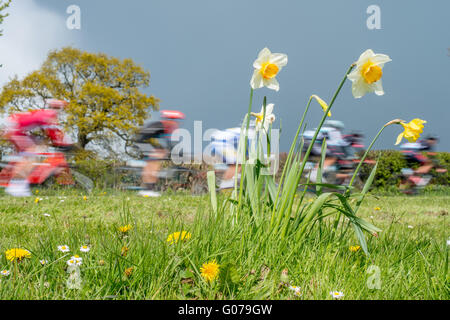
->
{"left": 2, "top": 99, "right": 72, "bottom": 196}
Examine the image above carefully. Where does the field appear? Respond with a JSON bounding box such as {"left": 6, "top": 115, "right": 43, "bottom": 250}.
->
{"left": 0, "top": 187, "right": 448, "bottom": 300}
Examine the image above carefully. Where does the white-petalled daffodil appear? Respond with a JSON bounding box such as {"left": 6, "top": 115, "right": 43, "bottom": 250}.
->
{"left": 80, "top": 245, "right": 90, "bottom": 253}
{"left": 57, "top": 245, "right": 70, "bottom": 253}
{"left": 347, "top": 49, "right": 391, "bottom": 98}
{"left": 251, "top": 103, "right": 276, "bottom": 132}
{"left": 311, "top": 95, "right": 331, "bottom": 117}
{"left": 330, "top": 291, "right": 344, "bottom": 299}
{"left": 1, "top": 270, "right": 10, "bottom": 277}
{"left": 250, "top": 48, "right": 288, "bottom": 92}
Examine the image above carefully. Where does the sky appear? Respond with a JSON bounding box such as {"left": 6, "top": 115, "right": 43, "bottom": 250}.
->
{"left": 0, "top": 0, "right": 449, "bottom": 152}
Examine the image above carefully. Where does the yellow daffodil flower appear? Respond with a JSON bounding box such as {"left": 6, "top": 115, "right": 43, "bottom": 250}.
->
{"left": 395, "top": 119, "right": 426, "bottom": 145}
{"left": 250, "top": 47, "right": 288, "bottom": 92}
{"left": 347, "top": 49, "right": 391, "bottom": 98}
{"left": 311, "top": 95, "right": 331, "bottom": 117}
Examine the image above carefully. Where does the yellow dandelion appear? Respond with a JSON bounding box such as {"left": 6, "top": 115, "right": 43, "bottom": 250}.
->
{"left": 83, "top": 196, "right": 87, "bottom": 201}
{"left": 374, "top": 207, "right": 381, "bottom": 211}
{"left": 349, "top": 245, "right": 361, "bottom": 252}
{"left": 121, "top": 246, "right": 129, "bottom": 257}
{"left": 34, "top": 197, "right": 40, "bottom": 204}
{"left": 166, "top": 231, "right": 192, "bottom": 245}
{"left": 124, "top": 267, "right": 134, "bottom": 277}
{"left": 5, "top": 248, "right": 31, "bottom": 262}
{"left": 200, "top": 260, "right": 220, "bottom": 282}
{"left": 35, "top": 190, "right": 39, "bottom": 195}
{"left": 118, "top": 225, "right": 133, "bottom": 233}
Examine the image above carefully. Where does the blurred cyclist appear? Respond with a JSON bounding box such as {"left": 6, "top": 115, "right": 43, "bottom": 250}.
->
{"left": 135, "top": 110, "right": 185, "bottom": 197}
{"left": 399, "top": 135, "right": 439, "bottom": 186}
{"left": 306, "top": 120, "right": 349, "bottom": 182}
{"left": 2, "top": 99, "right": 72, "bottom": 197}
{"left": 208, "top": 125, "right": 256, "bottom": 190}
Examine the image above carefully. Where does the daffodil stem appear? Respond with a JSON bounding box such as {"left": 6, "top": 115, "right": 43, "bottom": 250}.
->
{"left": 236, "top": 88, "right": 254, "bottom": 214}
{"left": 270, "top": 96, "right": 312, "bottom": 226}
{"left": 348, "top": 124, "right": 387, "bottom": 189}
{"left": 272, "top": 64, "right": 355, "bottom": 230}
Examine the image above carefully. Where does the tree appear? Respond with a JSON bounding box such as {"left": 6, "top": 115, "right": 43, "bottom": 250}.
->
{"left": 0, "top": 0, "right": 10, "bottom": 37}
{"left": 0, "top": 0, "right": 11, "bottom": 68}
{"left": 0, "top": 47, "right": 160, "bottom": 156}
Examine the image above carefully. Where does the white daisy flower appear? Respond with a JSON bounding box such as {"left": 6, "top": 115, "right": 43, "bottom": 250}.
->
{"left": 289, "top": 285, "right": 301, "bottom": 296}
{"left": 40, "top": 259, "right": 48, "bottom": 265}
{"left": 408, "top": 225, "right": 414, "bottom": 229}
{"left": 1, "top": 270, "right": 10, "bottom": 277}
{"left": 80, "top": 245, "right": 90, "bottom": 253}
{"left": 58, "top": 245, "right": 70, "bottom": 253}
{"left": 347, "top": 49, "right": 391, "bottom": 99}
{"left": 250, "top": 47, "right": 288, "bottom": 92}
{"left": 67, "top": 255, "right": 82, "bottom": 266}
{"left": 43, "top": 213, "right": 51, "bottom": 217}
{"left": 447, "top": 239, "right": 450, "bottom": 246}
{"left": 330, "top": 291, "right": 344, "bottom": 299}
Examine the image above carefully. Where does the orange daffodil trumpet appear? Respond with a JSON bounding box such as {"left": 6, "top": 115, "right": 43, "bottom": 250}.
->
{"left": 251, "top": 103, "right": 276, "bottom": 132}
{"left": 250, "top": 48, "right": 288, "bottom": 91}
{"left": 347, "top": 49, "right": 392, "bottom": 98}
{"left": 395, "top": 119, "right": 427, "bottom": 145}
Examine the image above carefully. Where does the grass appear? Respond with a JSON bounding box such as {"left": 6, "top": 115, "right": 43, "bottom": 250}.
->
{"left": 0, "top": 187, "right": 448, "bottom": 300}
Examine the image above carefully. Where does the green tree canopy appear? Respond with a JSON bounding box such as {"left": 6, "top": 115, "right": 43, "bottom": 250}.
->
{"left": 0, "top": 47, "right": 160, "bottom": 156}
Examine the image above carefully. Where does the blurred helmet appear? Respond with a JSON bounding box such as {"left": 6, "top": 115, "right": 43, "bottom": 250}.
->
{"left": 46, "top": 99, "right": 68, "bottom": 109}
{"left": 324, "top": 120, "right": 345, "bottom": 130}
{"left": 160, "top": 110, "right": 185, "bottom": 120}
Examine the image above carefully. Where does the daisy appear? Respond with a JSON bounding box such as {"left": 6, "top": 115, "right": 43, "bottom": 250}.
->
{"left": 1, "top": 270, "right": 10, "bottom": 277}
{"left": 289, "top": 285, "right": 301, "bottom": 297}
{"left": 80, "top": 245, "right": 90, "bottom": 253}
{"left": 40, "top": 259, "right": 48, "bottom": 265}
{"left": 330, "top": 291, "right": 344, "bottom": 299}
{"left": 58, "top": 245, "right": 70, "bottom": 253}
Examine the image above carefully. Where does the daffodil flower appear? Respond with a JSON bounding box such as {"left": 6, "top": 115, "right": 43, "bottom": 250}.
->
{"left": 251, "top": 103, "right": 276, "bottom": 132}
{"left": 311, "top": 95, "right": 331, "bottom": 117}
{"left": 250, "top": 48, "right": 288, "bottom": 91}
{"left": 395, "top": 119, "right": 426, "bottom": 145}
{"left": 347, "top": 49, "right": 391, "bottom": 98}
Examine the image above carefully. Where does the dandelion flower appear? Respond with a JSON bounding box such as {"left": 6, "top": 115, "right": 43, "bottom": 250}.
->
{"left": 347, "top": 49, "right": 391, "bottom": 98}
{"left": 83, "top": 196, "right": 87, "bottom": 201}
{"left": 121, "top": 246, "right": 129, "bottom": 257}
{"left": 118, "top": 225, "right": 133, "bottom": 233}
{"left": 35, "top": 197, "right": 40, "bottom": 204}
{"left": 166, "top": 231, "right": 192, "bottom": 245}
{"left": 5, "top": 248, "right": 31, "bottom": 262}
{"left": 200, "top": 260, "right": 220, "bottom": 282}
{"left": 374, "top": 207, "right": 381, "bottom": 211}
{"left": 395, "top": 119, "right": 426, "bottom": 145}
{"left": 250, "top": 47, "right": 288, "bottom": 92}
{"left": 80, "top": 245, "right": 90, "bottom": 253}
{"left": 58, "top": 245, "right": 70, "bottom": 253}
{"left": 349, "top": 245, "right": 361, "bottom": 252}
{"left": 251, "top": 104, "right": 276, "bottom": 132}
{"left": 330, "top": 291, "right": 344, "bottom": 299}
{"left": 1, "top": 270, "right": 10, "bottom": 277}
{"left": 124, "top": 267, "right": 134, "bottom": 277}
